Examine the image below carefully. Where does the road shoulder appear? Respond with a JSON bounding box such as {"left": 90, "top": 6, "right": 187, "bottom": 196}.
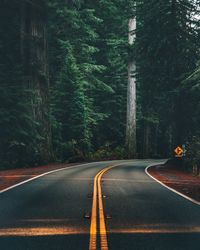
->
{"left": 146, "top": 164, "right": 200, "bottom": 205}
{"left": 0, "top": 163, "right": 82, "bottom": 192}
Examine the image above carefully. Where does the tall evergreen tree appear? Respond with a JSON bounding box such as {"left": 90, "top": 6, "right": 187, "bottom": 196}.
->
{"left": 126, "top": 1, "right": 137, "bottom": 158}
{"left": 21, "top": 0, "right": 53, "bottom": 162}
{"left": 91, "top": 0, "right": 129, "bottom": 153}
{"left": 136, "top": 0, "right": 200, "bottom": 158}
{"left": 1, "top": 0, "right": 200, "bottom": 168}
{"left": 48, "top": 0, "right": 107, "bottom": 160}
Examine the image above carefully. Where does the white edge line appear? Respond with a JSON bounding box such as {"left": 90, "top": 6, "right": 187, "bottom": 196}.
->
{"left": 145, "top": 163, "right": 200, "bottom": 206}
{"left": 0, "top": 161, "right": 111, "bottom": 194}
{"left": 0, "top": 160, "right": 131, "bottom": 195}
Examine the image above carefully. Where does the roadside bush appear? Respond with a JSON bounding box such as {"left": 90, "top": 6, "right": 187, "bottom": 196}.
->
{"left": 186, "top": 136, "right": 200, "bottom": 175}
{"left": 88, "top": 143, "right": 126, "bottom": 161}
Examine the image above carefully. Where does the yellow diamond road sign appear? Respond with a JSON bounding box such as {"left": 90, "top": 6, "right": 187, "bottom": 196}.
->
{"left": 174, "top": 146, "right": 183, "bottom": 156}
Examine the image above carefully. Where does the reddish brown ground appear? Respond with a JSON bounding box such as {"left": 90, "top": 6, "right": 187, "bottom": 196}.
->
{"left": 0, "top": 163, "right": 81, "bottom": 191}
{"left": 148, "top": 165, "right": 200, "bottom": 202}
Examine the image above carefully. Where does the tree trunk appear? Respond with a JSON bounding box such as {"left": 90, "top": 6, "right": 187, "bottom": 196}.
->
{"left": 126, "top": 18, "right": 137, "bottom": 158}
{"left": 153, "top": 123, "right": 159, "bottom": 157}
{"left": 20, "top": 2, "right": 25, "bottom": 61}
{"left": 21, "top": 0, "right": 53, "bottom": 162}
{"left": 142, "top": 120, "right": 150, "bottom": 158}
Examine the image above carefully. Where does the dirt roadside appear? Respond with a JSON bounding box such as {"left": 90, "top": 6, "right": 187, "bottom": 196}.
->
{"left": 0, "top": 163, "right": 83, "bottom": 192}
{"left": 148, "top": 164, "right": 200, "bottom": 203}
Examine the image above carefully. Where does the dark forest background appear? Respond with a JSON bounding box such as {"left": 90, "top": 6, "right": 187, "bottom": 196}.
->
{"left": 0, "top": 0, "right": 200, "bottom": 169}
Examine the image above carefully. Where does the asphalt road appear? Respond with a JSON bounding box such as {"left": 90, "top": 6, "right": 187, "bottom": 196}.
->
{"left": 0, "top": 160, "right": 200, "bottom": 250}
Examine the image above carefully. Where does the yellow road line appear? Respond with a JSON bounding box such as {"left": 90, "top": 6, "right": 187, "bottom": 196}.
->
{"left": 98, "top": 169, "right": 109, "bottom": 250}
{"left": 89, "top": 165, "right": 120, "bottom": 250}
{"left": 89, "top": 170, "right": 102, "bottom": 250}
{"left": 98, "top": 166, "right": 118, "bottom": 250}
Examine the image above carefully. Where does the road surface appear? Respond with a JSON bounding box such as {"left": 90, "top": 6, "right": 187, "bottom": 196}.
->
{"left": 0, "top": 160, "right": 200, "bottom": 250}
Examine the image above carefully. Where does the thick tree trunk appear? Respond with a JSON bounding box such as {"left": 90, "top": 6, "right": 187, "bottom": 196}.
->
{"left": 153, "top": 123, "right": 159, "bottom": 157}
{"left": 30, "top": 1, "right": 52, "bottom": 162}
{"left": 20, "top": 2, "right": 25, "bottom": 61}
{"left": 142, "top": 120, "right": 150, "bottom": 158}
{"left": 126, "top": 18, "right": 137, "bottom": 158}
{"left": 21, "top": 0, "right": 53, "bottom": 162}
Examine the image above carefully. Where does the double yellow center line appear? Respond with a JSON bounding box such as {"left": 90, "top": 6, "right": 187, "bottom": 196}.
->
{"left": 89, "top": 165, "right": 118, "bottom": 250}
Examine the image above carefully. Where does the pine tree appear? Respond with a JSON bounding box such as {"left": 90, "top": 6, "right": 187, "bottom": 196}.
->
{"left": 90, "top": 0, "right": 129, "bottom": 152}
{"left": 48, "top": 0, "right": 106, "bottom": 160}
{"left": 20, "top": 0, "right": 53, "bottom": 162}
{"left": 0, "top": 1, "right": 37, "bottom": 167}
{"left": 136, "top": 0, "right": 200, "bottom": 158}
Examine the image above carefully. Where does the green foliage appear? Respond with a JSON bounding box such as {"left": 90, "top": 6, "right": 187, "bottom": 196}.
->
{"left": 89, "top": 144, "right": 126, "bottom": 161}
{"left": 0, "top": 1, "right": 52, "bottom": 168}
{"left": 136, "top": 0, "right": 200, "bottom": 157}
{"left": 90, "top": 0, "right": 129, "bottom": 150}
{"left": 187, "top": 136, "right": 200, "bottom": 165}
{"left": 0, "top": 3, "right": 34, "bottom": 168}
{"left": 180, "top": 61, "right": 200, "bottom": 140}
{"left": 48, "top": 0, "right": 128, "bottom": 161}
{"left": 1, "top": 0, "right": 200, "bottom": 168}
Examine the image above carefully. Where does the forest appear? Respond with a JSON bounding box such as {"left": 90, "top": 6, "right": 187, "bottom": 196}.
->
{"left": 0, "top": 0, "right": 200, "bottom": 169}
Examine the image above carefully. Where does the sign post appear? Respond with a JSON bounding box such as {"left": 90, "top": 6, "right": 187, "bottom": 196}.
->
{"left": 182, "top": 144, "right": 187, "bottom": 157}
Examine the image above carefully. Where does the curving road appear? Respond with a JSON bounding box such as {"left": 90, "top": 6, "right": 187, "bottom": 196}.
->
{"left": 0, "top": 160, "right": 200, "bottom": 250}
